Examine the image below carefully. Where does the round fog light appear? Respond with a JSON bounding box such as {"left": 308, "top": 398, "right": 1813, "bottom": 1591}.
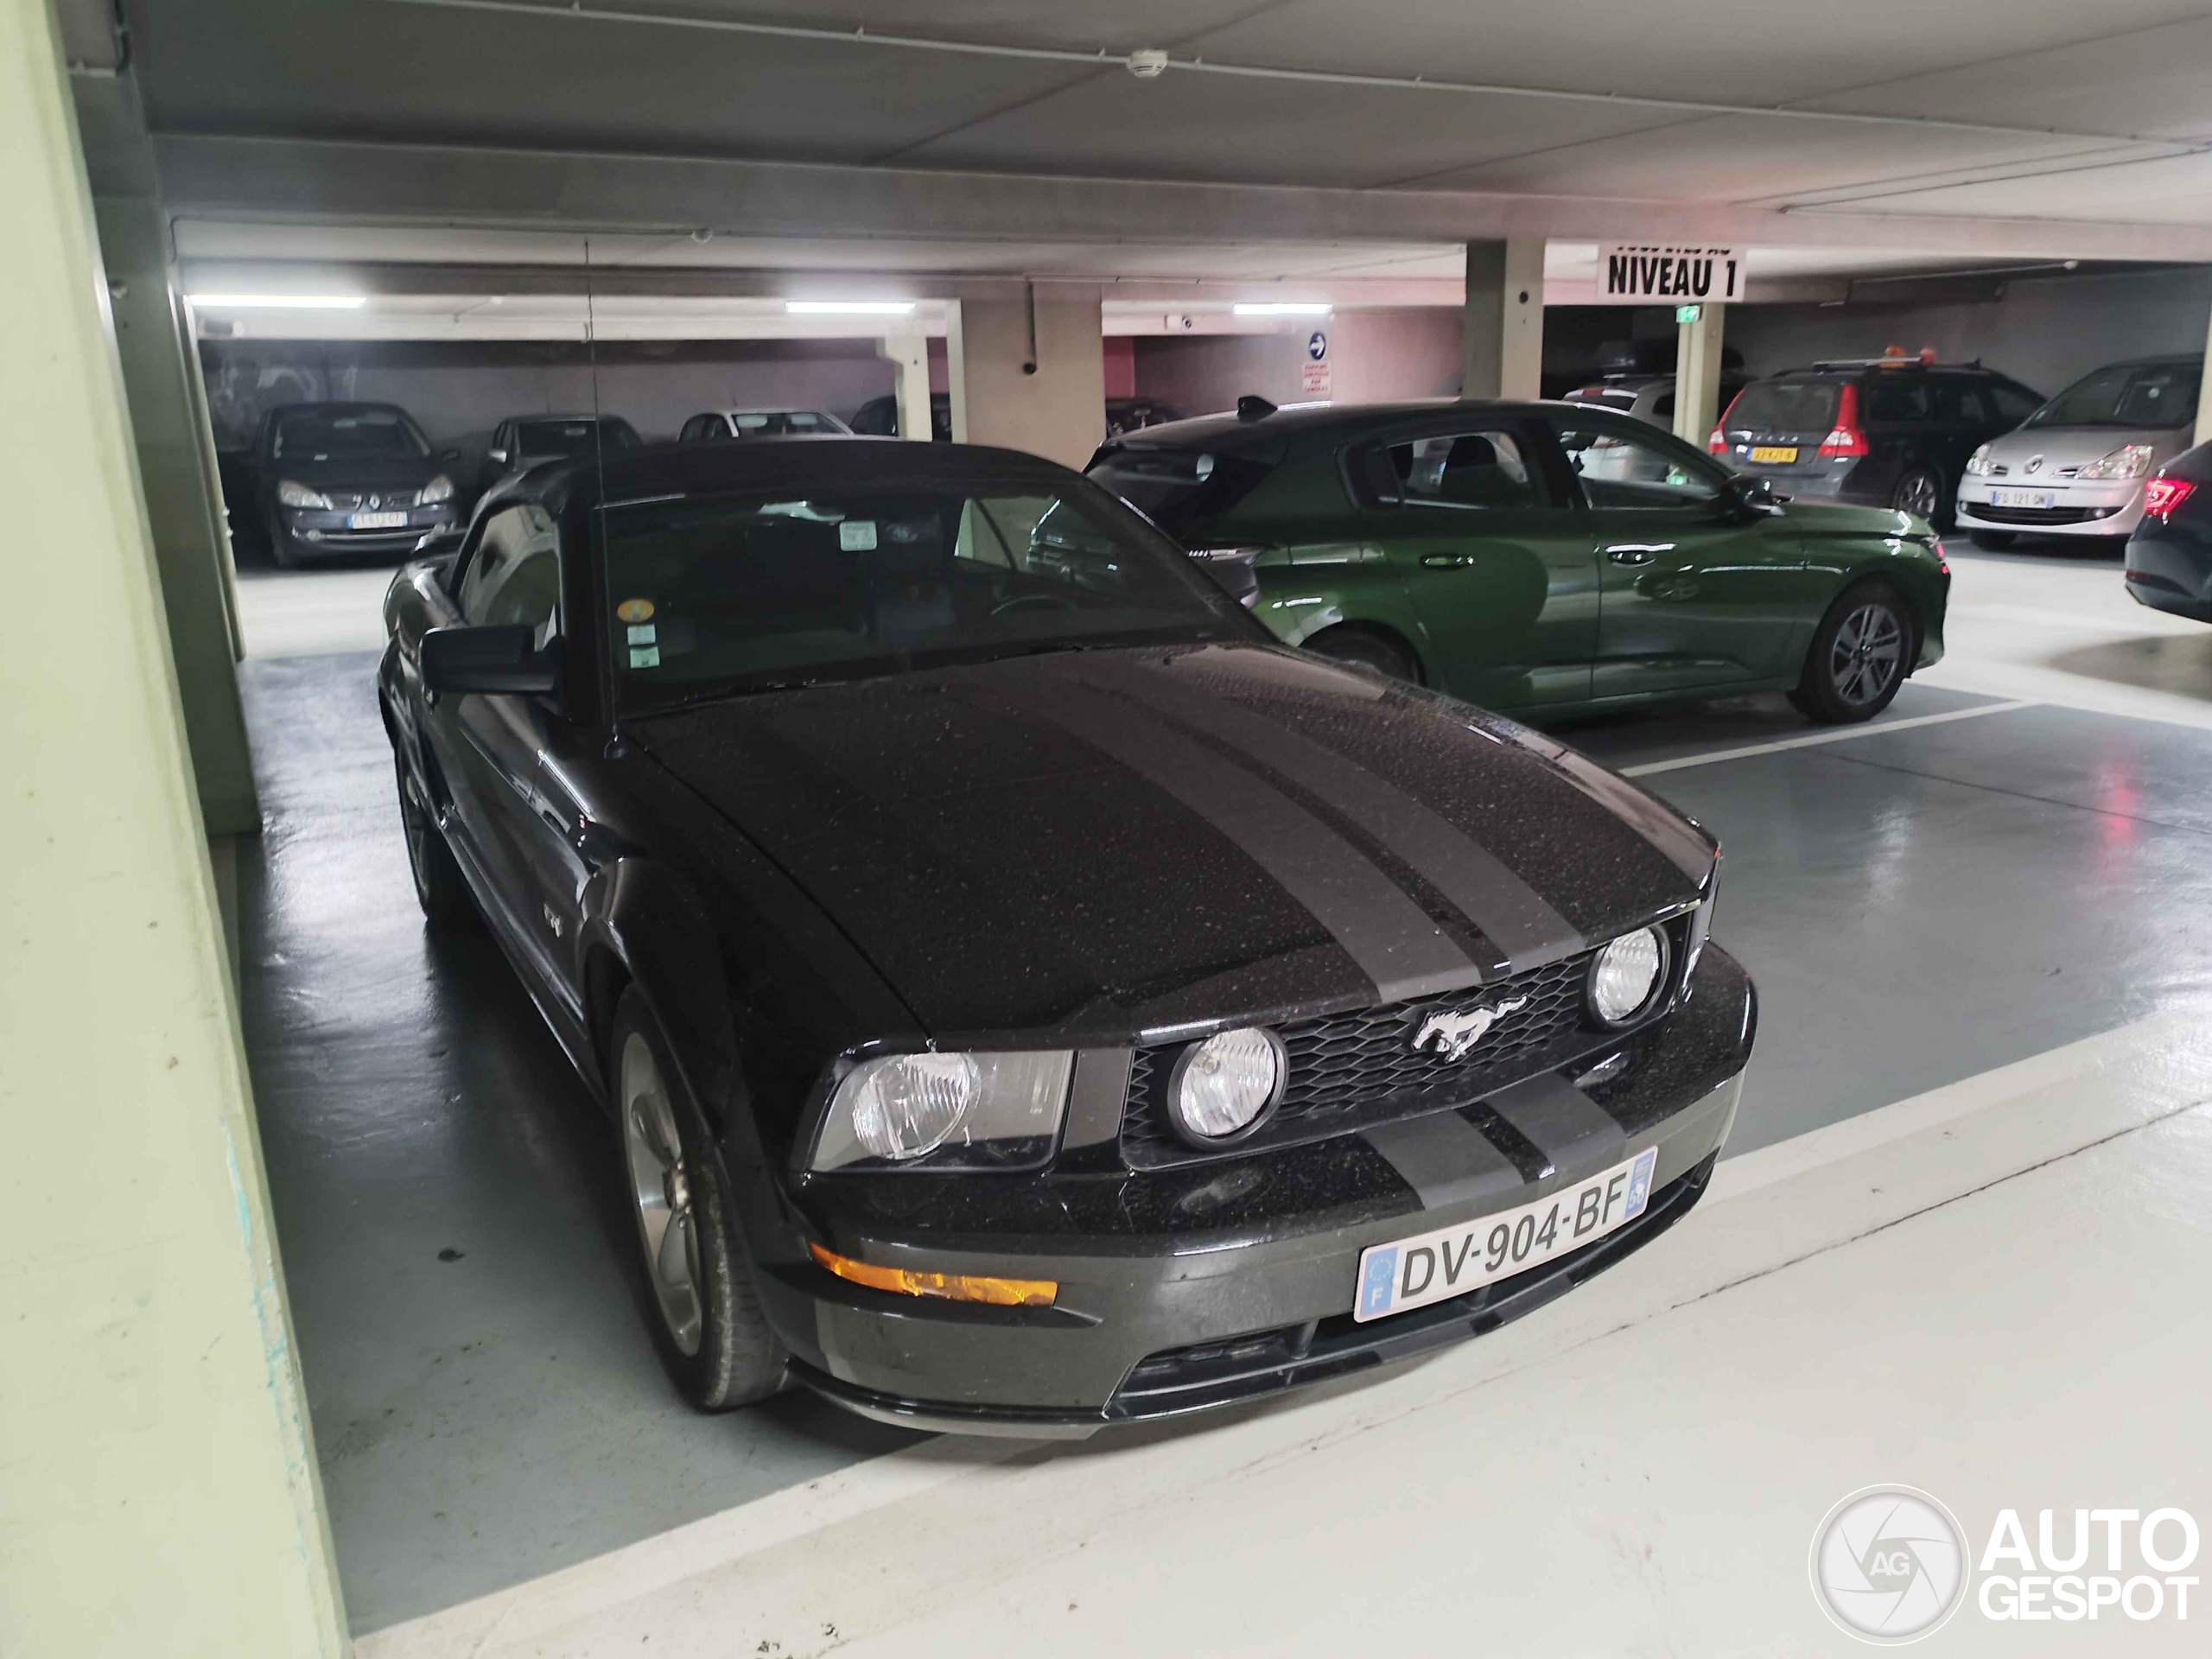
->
{"left": 1589, "top": 926, "right": 1668, "bottom": 1027}
{"left": 1168, "top": 1027, "right": 1285, "bottom": 1146}
{"left": 848, "top": 1052, "right": 978, "bottom": 1161}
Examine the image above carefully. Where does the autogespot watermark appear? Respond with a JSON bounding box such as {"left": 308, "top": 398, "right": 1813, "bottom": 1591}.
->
{"left": 1810, "top": 1486, "right": 2201, "bottom": 1643}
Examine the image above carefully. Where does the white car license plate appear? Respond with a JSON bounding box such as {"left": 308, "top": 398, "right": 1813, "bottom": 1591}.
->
{"left": 1987, "top": 488, "right": 2054, "bottom": 510}
{"left": 1354, "top": 1146, "right": 1659, "bottom": 1322}
{"left": 350, "top": 511, "right": 410, "bottom": 530}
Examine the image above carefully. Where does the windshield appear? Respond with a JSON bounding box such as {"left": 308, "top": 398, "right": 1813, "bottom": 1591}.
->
{"left": 1724, "top": 378, "right": 1840, "bottom": 434}
{"left": 602, "top": 482, "right": 1249, "bottom": 709}
{"left": 516, "top": 418, "right": 639, "bottom": 457}
{"left": 731, "top": 411, "right": 842, "bottom": 435}
{"left": 272, "top": 407, "right": 429, "bottom": 461}
{"left": 2025, "top": 363, "right": 2201, "bottom": 430}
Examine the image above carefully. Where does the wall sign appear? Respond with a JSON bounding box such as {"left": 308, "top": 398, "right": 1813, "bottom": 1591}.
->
{"left": 1300, "top": 329, "right": 1332, "bottom": 397}
{"left": 1597, "top": 243, "right": 1739, "bottom": 305}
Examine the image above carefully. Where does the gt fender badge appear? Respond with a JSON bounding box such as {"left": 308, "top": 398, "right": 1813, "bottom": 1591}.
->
{"left": 1411, "top": 997, "right": 1529, "bottom": 1062}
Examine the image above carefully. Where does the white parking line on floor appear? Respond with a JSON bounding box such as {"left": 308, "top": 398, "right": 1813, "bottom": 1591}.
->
{"left": 355, "top": 1007, "right": 2212, "bottom": 1659}
{"left": 1618, "top": 698, "right": 2038, "bottom": 777}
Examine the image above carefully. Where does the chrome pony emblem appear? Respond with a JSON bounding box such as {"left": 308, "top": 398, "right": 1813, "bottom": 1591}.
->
{"left": 1411, "top": 996, "right": 1529, "bottom": 1063}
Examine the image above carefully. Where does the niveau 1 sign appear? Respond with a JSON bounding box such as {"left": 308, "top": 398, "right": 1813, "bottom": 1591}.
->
{"left": 1597, "top": 244, "right": 1739, "bottom": 305}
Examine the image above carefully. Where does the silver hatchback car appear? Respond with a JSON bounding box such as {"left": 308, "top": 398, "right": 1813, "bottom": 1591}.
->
{"left": 1956, "top": 355, "right": 2202, "bottom": 548}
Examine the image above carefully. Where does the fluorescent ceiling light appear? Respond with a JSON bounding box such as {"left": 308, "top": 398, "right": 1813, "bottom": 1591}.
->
{"left": 1233, "top": 302, "right": 1332, "bottom": 316}
{"left": 187, "top": 293, "right": 368, "bottom": 310}
{"left": 786, "top": 301, "right": 916, "bottom": 316}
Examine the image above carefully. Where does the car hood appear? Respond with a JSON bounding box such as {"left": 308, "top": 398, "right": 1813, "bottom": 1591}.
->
{"left": 1779, "top": 499, "right": 1925, "bottom": 539}
{"left": 1982, "top": 425, "right": 2192, "bottom": 470}
{"left": 631, "top": 644, "right": 1713, "bottom": 1042}
{"left": 267, "top": 455, "right": 442, "bottom": 492}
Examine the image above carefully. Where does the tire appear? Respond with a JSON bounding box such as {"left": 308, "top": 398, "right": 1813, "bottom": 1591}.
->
{"left": 1967, "top": 530, "right": 2018, "bottom": 551}
{"left": 1891, "top": 466, "right": 1948, "bottom": 529}
{"left": 610, "top": 988, "right": 789, "bottom": 1411}
{"left": 1789, "top": 582, "right": 1915, "bottom": 725}
{"left": 395, "top": 752, "right": 476, "bottom": 927}
{"left": 1305, "top": 626, "right": 1420, "bottom": 683}
{"left": 270, "top": 533, "right": 301, "bottom": 570}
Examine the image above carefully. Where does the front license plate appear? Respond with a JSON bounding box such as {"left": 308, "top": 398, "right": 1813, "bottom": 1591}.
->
{"left": 350, "top": 511, "right": 410, "bottom": 530}
{"left": 1354, "top": 1146, "right": 1659, "bottom": 1322}
{"left": 1988, "top": 488, "right": 2054, "bottom": 510}
{"left": 1748, "top": 445, "right": 1798, "bottom": 463}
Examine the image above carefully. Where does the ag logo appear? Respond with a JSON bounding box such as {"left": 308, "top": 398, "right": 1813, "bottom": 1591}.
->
{"left": 1810, "top": 1485, "right": 1967, "bottom": 1644}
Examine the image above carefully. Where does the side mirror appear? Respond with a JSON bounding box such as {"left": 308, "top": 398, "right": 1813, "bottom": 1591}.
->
{"left": 1726, "top": 474, "right": 1784, "bottom": 517}
{"left": 420, "top": 624, "right": 557, "bottom": 696}
{"left": 486, "top": 447, "right": 508, "bottom": 465}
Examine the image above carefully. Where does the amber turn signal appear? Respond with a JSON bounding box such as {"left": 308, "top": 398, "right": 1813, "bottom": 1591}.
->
{"left": 807, "top": 1242, "right": 1057, "bottom": 1308}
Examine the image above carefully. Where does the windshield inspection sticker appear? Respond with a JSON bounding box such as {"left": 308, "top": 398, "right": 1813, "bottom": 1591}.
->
{"left": 839, "top": 519, "right": 879, "bottom": 551}
{"left": 626, "top": 624, "right": 657, "bottom": 645}
{"left": 629, "top": 645, "right": 661, "bottom": 669}
{"left": 616, "top": 597, "right": 655, "bottom": 623}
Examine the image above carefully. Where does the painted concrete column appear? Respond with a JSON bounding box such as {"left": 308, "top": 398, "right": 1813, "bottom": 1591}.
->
{"left": 946, "top": 290, "right": 1107, "bottom": 469}
{"left": 877, "top": 332, "right": 933, "bottom": 441}
{"left": 0, "top": 4, "right": 346, "bottom": 1653}
{"left": 95, "top": 195, "right": 260, "bottom": 835}
{"left": 1673, "top": 302, "right": 1728, "bottom": 448}
{"left": 1462, "top": 239, "right": 1545, "bottom": 402}
{"left": 2196, "top": 298, "right": 2212, "bottom": 448}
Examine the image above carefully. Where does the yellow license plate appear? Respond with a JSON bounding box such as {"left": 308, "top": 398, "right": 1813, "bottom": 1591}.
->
{"left": 1749, "top": 446, "right": 1798, "bottom": 463}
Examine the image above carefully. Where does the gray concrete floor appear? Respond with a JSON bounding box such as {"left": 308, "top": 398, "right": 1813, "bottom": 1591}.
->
{"left": 233, "top": 549, "right": 2212, "bottom": 1634}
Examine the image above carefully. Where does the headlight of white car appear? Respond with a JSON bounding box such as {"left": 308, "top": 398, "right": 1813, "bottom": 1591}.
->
{"left": 808, "top": 1050, "right": 1073, "bottom": 1172}
{"left": 1963, "top": 444, "right": 1993, "bottom": 477}
{"left": 276, "top": 479, "right": 332, "bottom": 509}
{"left": 416, "top": 474, "right": 455, "bottom": 505}
{"left": 2075, "top": 443, "right": 2157, "bottom": 481}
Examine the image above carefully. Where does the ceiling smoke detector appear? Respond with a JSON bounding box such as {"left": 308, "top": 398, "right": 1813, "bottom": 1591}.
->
{"left": 1126, "top": 48, "right": 1169, "bottom": 79}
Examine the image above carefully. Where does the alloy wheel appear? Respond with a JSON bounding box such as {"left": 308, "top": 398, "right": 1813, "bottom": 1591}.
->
{"left": 397, "top": 771, "right": 433, "bottom": 905}
{"left": 620, "top": 1032, "right": 703, "bottom": 1355}
{"left": 1829, "top": 602, "right": 1904, "bottom": 709}
{"left": 1896, "top": 472, "right": 1940, "bottom": 520}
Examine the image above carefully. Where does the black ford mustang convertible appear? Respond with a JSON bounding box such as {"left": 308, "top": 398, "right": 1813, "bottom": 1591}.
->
{"left": 380, "top": 438, "right": 1755, "bottom": 1434}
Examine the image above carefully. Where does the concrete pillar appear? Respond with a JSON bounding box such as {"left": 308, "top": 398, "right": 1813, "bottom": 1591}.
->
{"left": 945, "top": 290, "right": 1107, "bottom": 469}
{"left": 0, "top": 4, "right": 346, "bottom": 1653}
{"left": 877, "top": 333, "right": 932, "bottom": 441}
{"left": 1673, "top": 302, "right": 1728, "bottom": 448}
{"left": 1462, "top": 239, "right": 1546, "bottom": 403}
{"left": 96, "top": 197, "right": 259, "bottom": 834}
{"left": 2196, "top": 299, "right": 2212, "bottom": 449}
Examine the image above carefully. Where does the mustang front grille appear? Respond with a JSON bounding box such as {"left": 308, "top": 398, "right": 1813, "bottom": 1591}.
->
{"left": 1122, "top": 948, "right": 1613, "bottom": 1168}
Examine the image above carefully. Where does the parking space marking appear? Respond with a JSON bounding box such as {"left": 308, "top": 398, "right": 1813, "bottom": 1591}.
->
{"left": 1618, "top": 699, "right": 2038, "bottom": 778}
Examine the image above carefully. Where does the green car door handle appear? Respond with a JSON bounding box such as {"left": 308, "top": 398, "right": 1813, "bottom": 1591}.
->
{"left": 1605, "top": 543, "right": 1672, "bottom": 567}
{"left": 1420, "top": 552, "right": 1477, "bottom": 569}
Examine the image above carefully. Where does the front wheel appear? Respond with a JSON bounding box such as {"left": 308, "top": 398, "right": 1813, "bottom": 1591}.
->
{"left": 395, "top": 753, "right": 475, "bottom": 926}
{"left": 612, "top": 988, "right": 789, "bottom": 1411}
{"left": 1891, "top": 466, "right": 1948, "bottom": 528}
{"left": 1789, "top": 582, "right": 1913, "bottom": 724}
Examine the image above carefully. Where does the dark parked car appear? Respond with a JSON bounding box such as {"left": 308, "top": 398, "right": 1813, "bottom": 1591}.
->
{"left": 1090, "top": 397, "right": 1949, "bottom": 725}
{"left": 1712, "top": 354, "right": 2043, "bottom": 528}
{"left": 850, "top": 391, "right": 953, "bottom": 441}
{"left": 479, "top": 414, "right": 642, "bottom": 496}
{"left": 2125, "top": 440, "right": 2212, "bottom": 620}
{"left": 255, "top": 402, "right": 463, "bottom": 568}
{"left": 379, "top": 439, "right": 1752, "bottom": 1433}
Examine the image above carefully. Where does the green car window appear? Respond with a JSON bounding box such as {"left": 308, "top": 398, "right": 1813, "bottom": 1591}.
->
{"left": 1553, "top": 422, "right": 1723, "bottom": 512}
{"left": 1371, "top": 430, "right": 1546, "bottom": 511}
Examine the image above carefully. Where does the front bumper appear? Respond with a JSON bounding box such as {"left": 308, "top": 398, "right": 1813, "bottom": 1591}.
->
{"left": 1956, "top": 480, "right": 2143, "bottom": 537}
{"left": 766, "top": 942, "right": 1756, "bottom": 1436}
{"left": 281, "top": 505, "right": 456, "bottom": 557}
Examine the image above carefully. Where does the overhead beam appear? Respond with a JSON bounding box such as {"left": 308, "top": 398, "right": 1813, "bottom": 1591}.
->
{"left": 153, "top": 135, "right": 2212, "bottom": 265}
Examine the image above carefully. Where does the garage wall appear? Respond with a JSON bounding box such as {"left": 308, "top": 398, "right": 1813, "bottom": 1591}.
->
{"left": 196, "top": 338, "right": 905, "bottom": 458}
{"left": 1133, "top": 308, "right": 1467, "bottom": 415}
{"left": 1726, "top": 266, "right": 2212, "bottom": 400}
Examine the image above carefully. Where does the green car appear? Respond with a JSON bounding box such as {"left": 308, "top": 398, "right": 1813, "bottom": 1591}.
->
{"left": 1086, "top": 398, "right": 1949, "bottom": 723}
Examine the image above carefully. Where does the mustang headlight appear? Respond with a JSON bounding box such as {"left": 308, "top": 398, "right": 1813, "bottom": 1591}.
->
{"left": 1964, "top": 443, "right": 1993, "bottom": 477}
{"left": 2076, "top": 443, "right": 2156, "bottom": 481}
{"left": 809, "top": 1050, "right": 1072, "bottom": 1173}
{"left": 1588, "top": 926, "right": 1669, "bottom": 1027}
{"left": 276, "top": 479, "right": 332, "bottom": 509}
{"left": 1167, "top": 1027, "right": 1285, "bottom": 1146}
{"left": 416, "top": 474, "right": 456, "bottom": 505}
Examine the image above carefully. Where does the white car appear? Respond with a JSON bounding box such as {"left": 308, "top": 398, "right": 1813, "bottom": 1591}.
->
{"left": 677, "top": 407, "right": 852, "bottom": 442}
{"left": 1956, "top": 355, "right": 2202, "bottom": 548}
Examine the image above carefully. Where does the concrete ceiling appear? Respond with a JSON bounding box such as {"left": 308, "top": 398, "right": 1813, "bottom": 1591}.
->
{"left": 89, "top": 0, "right": 2212, "bottom": 293}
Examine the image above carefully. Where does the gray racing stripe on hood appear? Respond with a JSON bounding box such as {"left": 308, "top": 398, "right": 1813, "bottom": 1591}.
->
{"left": 1020, "top": 681, "right": 1481, "bottom": 1005}
{"left": 1090, "top": 659, "right": 1582, "bottom": 971}
{"left": 1485, "top": 1072, "right": 1626, "bottom": 1179}
{"left": 1363, "top": 1111, "right": 1524, "bottom": 1211}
